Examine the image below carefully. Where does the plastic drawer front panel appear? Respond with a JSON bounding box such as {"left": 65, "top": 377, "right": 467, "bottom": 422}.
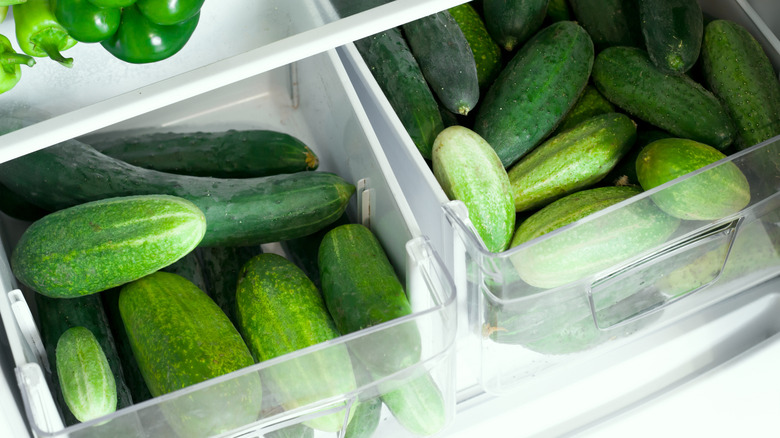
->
{"left": 0, "top": 50, "right": 457, "bottom": 438}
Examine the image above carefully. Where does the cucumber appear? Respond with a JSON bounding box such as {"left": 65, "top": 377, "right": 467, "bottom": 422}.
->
{"left": 638, "top": 0, "right": 703, "bottom": 74}
{"left": 199, "top": 245, "right": 263, "bottom": 326}
{"left": 380, "top": 373, "right": 446, "bottom": 437}
{"left": 119, "top": 271, "right": 263, "bottom": 437}
{"left": 603, "top": 128, "right": 672, "bottom": 187}
{"left": 402, "top": 11, "right": 480, "bottom": 115}
{"left": 546, "top": 0, "right": 572, "bottom": 23}
{"left": 510, "top": 185, "right": 681, "bottom": 288}
{"left": 354, "top": 28, "right": 444, "bottom": 160}
{"left": 0, "top": 127, "right": 355, "bottom": 247}
{"left": 161, "top": 250, "right": 209, "bottom": 295}
{"left": 12, "top": 195, "right": 206, "bottom": 298}
{"left": 345, "top": 398, "right": 382, "bottom": 438}
{"left": 448, "top": 3, "right": 503, "bottom": 92}
{"left": 553, "top": 84, "right": 616, "bottom": 135}
{"left": 482, "top": 0, "right": 549, "bottom": 52}
{"left": 592, "top": 46, "right": 736, "bottom": 150}
{"left": 474, "top": 20, "right": 594, "bottom": 168}
{"left": 55, "top": 327, "right": 117, "bottom": 422}
{"left": 701, "top": 19, "right": 780, "bottom": 150}
{"left": 568, "top": 0, "right": 643, "bottom": 50}
{"left": 507, "top": 112, "right": 637, "bottom": 212}
{"left": 90, "top": 129, "right": 319, "bottom": 178}
{"left": 235, "top": 253, "right": 356, "bottom": 433}
{"left": 279, "top": 213, "right": 350, "bottom": 290}
{"left": 432, "top": 125, "right": 515, "bottom": 253}
{"left": 636, "top": 138, "right": 751, "bottom": 220}
{"left": 0, "top": 181, "right": 49, "bottom": 222}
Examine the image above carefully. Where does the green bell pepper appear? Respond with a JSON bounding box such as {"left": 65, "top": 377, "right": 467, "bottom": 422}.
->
{"left": 13, "top": 0, "right": 77, "bottom": 67}
{"left": 53, "top": 0, "right": 121, "bottom": 43}
{"left": 100, "top": 4, "right": 199, "bottom": 63}
{"left": 136, "top": 0, "right": 204, "bottom": 26}
{"left": 0, "top": 0, "right": 27, "bottom": 5}
{"left": 88, "top": 0, "right": 135, "bottom": 6}
{"left": 1, "top": 34, "right": 36, "bottom": 94}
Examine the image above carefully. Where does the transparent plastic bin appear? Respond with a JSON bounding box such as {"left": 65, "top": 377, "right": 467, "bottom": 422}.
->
{"left": 338, "top": 0, "right": 780, "bottom": 396}
{"left": 0, "top": 49, "right": 457, "bottom": 437}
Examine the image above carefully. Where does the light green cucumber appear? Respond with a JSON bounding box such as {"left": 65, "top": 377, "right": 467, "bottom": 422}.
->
{"left": 381, "top": 373, "right": 447, "bottom": 437}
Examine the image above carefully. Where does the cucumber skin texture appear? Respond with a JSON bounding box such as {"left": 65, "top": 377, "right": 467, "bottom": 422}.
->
{"left": 402, "top": 11, "right": 480, "bottom": 116}
{"left": 0, "top": 134, "right": 355, "bottom": 247}
{"left": 56, "top": 327, "right": 117, "bottom": 423}
{"left": 318, "top": 224, "right": 422, "bottom": 377}
{"left": 91, "top": 129, "right": 319, "bottom": 178}
{"left": 355, "top": 28, "right": 444, "bottom": 160}
{"left": 569, "top": 0, "right": 643, "bottom": 50}
{"left": 510, "top": 186, "right": 681, "bottom": 288}
{"left": 482, "top": 0, "right": 549, "bottom": 52}
{"left": 474, "top": 21, "right": 595, "bottom": 168}
{"left": 345, "top": 398, "right": 382, "bottom": 438}
{"left": 199, "top": 245, "right": 262, "bottom": 327}
{"left": 638, "top": 0, "right": 703, "bottom": 74}
{"left": 119, "top": 272, "right": 263, "bottom": 437}
{"left": 701, "top": 19, "right": 780, "bottom": 150}
{"left": 433, "top": 126, "right": 515, "bottom": 253}
{"left": 508, "top": 112, "right": 637, "bottom": 212}
{"left": 592, "top": 46, "right": 736, "bottom": 151}
{"left": 553, "top": 84, "right": 616, "bottom": 135}
{"left": 381, "top": 373, "right": 446, "bottom": 437}
{"left": 12, "top": 195, "right": 206, "bottom": 298}
{"left": 636, "top": 138, "right": 751, "bottom": 220}
{"left": 236, "top": 253, "right": 356, "bottom": 433}
{"left": 448, "top": 3, "right": 502, "bottom": 92}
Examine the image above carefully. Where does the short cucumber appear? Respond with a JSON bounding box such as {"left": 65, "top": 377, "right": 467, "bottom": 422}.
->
{"left": 199, "top": 245, "right": 263, "bottom": 326}
{"left": 12, "top": 195, "right": 206, "bottom": 298}
{"left": 553, "top": 84, "right": 617, "bottom": 135}
{"left": 638, "top": 0, "right": 703, "bottom": 74}
{"left": 402, "top": 11, "right": 480, "bottom": 115}
{"left": 55, "top": 327, "right": 117, "bottom": 423}
{"left": 354, "top": 28, "right": 444, "bottom": 160}
{"left": 482, "top": 0, "right": 549, "bottom": 52}
{"left": 474, "top": 20, "right": 594, "bottom": 168}
{"left": 433, "top": 125, "right": 515, "bottom": 252}
{"left": 380, "top": 373, "right": 447, "bottom": 437}
{"left": 448, "top": 3, "right": 503, "bottom": 92}
{"left": 592, "top": 46, "right": 736, "bottom": 150}
{"left": 636, "top": 138, "right": 751, "bottom": 220}
{"left": 568, "top": 0, "right": 643, "bottom": 50}
{"left": 507, "top": 112, "right": 637, "bottom": 212}
{"left": 235, "top": 253, "right": 356, "bottom": 433}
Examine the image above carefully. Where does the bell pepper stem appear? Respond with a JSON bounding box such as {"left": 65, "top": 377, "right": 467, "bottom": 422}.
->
{"left": 1, "top": 52, "right": 36, "bottom": 70}
{"left": 39, "top": 39, "right": 73, "bottom": 68}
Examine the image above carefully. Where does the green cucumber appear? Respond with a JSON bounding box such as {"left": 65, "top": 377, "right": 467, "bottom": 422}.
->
{"left": 279, "top": 213, "right": 350, "bottom": 290}
{"left": 55, "top": 327, "right": 117, "bottom": 423}
{"left": 636, "top": 138, "right": 751, "bottom": 220}
{"left": 546, "top": 0, "right": 572, "bottom": 23}
{"left": 482, "top": 0, "right": 549, "bottom": 52}
{"left": 12, "top": 195, "right": 206, "bottom": 298}
{"left": 474, "top": 20, "right": 594, "bottom": 168}
{"left": 603, "top": 128, "right": 672, "bottom": 187}
{"left": 199, "top": 245, "right": 263, "bottom": 326}
{"left": 448, "top": 3, "right": 503, "bottom": 92}
{"left": 592, "top": 46, "right": 736, "bottom": 150}
{"left": 638, "top": 0, "right": 703, "bottom": 74}
{"left": 432, "top": 125, "right": 515, "bottom": 253}
{"left": 90, "top": 129, "right": 319, "bottom": 178}
{"left": 0, "top": 127, "right": 355, "bottom": 247}
{"left": 402, "top": 11, "right": 480, "bottom": 115}
{"left": 345, "top": 398, "right": 382, "bottom": 438}
{"left": 508, "top": 113, "right": 637, "bottom": 212}
{"left": 161, "top": 250, "right": 208, "bottom": 295}
{"left": 119, "top": 271, "right": 263, "bottom": 437}
{"left": 553, "top": 84, "right": 616, "bottom": 135}
{"left": 354, "top": 28, "right": 444, "bottom": 160}
{"left": 235, "top": 253, "right": 356, "bottom": 433}
{"left": 510, "top": 185, "right": 681, "bottom": 288}
{"left": 380, "top": 373, "right": 446, "bottom": 437}
{"left": 568, "top": 0, "right": 643, "bottom": 50}
{"left": 701, "top": 19, "right": 780, "bottom": 150}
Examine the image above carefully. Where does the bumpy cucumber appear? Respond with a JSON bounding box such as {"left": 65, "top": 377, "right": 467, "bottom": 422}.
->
{"left": 508, "top": 112, "right": 637, "bottom": 212}
{"left": 474, "top": 20, "right": 594, "bottom": 168}
{"left": 199, "top": 245, "right": 262, "bottom": 326}
{"left": 592, "top": 46, "right": 736, "bottom": 150}
{"left": 432, "top": 125, "right": 515, "bottom": 252}
{"left": 636, "top": 138, "right": 751, "bottom": 220}
{"left": 448, "top": 3, "right": 503, "bottom": 92}
{"left": 354, "top": 28, "right": 444, "bottom": 160}
{"left": 12, "top": 195, "right": 206, "bottom": 298}
{"left": 402, "top": 11, "right": 480, "bottom": 115}
{"left": 482, "top": 0, "right": 549, "bottom": 52}
{"left": 553, "top": 84, "right": 617, "bottom": 135}
{"left": 568, "top": 0, "right": 643, "bottom": 50}
{"left": 638, "top": 0, "right": 703, "bottom": 74}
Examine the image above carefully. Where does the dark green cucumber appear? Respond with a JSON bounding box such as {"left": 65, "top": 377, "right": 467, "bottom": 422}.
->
{"left": 119, "top": 271, "right": 263, "bottom": 437}
{"left": 568, "top": 0, "right": 643, "bottom": 50}
{"left": 235, "top": 253, "right": 356, "bottom": 433}
{"left": 638, "top": 0, "right": 703, "bottom": 74}
{"left": 701, "top": 19, "right": 780, "bottom": 150}
{"left": 354, "top": 28, "right": 444, "bottom": 160}
{"left": 199, "top": 245, "right": 262, "bottom": 327}
{"left": 35, "top": 293, "right": 133, "bottom": 426}
{"left": 636, "top": 138, "right": 751, "bottom": 220}
{"left": 474, "top": 21, "right": 594, "bottom": 168}
{"left": 592, "top": 46, "right": 736, "bottom": 150}
{"left": 482, "top": 0, "right": 549, "bottom": 52}
{"left": 553, "top": 84, "right": 616, "bottom": 135}
{"left": 0, "top": 127, "right": 355, "bottom": 247}
{"left": 380, "top": 373, "right": 446, "bottom": 437}
{"left": 448, "top": 2, "right": 503, "bottom": 92}
{"left": 160, "top": 250, "right": 209, "bottom": 295}
{"left": 508, "top": 112, "right": 638, "bottom": 212}
{"left": 55, "top": 326, "right": 117, "bottom": 423}
{"left": 402, "top": 11, "right": 480, "bottom": 115}
{"left": 546, "top": 0, "right": 572, "bottom": 23}
{"left": 12, "top": 195, "right": 206, "bottom": 298}
{"left": 279, "top": 213, "right": 350, "bottom": 290}
{"left": 90, "top": 129, "right": 319, "bottom": 178}
{"left": 0, "top": 181, "right": 49, "bottom": 221}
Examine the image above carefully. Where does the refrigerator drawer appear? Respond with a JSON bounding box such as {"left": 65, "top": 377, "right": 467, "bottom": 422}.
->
{"left": 0, "top": 49, "right": 457, "bottom": 438}
{"left": 339, "top": 0, "right": 780, "bottom": 397}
